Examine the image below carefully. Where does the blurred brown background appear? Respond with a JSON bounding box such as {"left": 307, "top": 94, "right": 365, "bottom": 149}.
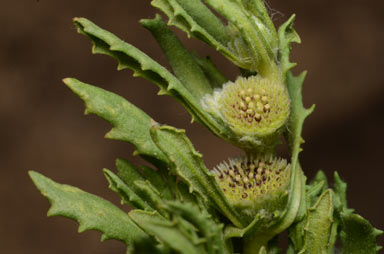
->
{"left": 1, "top": 0, "right": 383, "bottom": 253}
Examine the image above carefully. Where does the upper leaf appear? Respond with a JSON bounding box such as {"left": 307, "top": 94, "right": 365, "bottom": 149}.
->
{"left": 203, "top": 0, "right": 277, "bottom": 76}
{"left": 73, "top": 17, "right": 230, "bottom": 140}
{"left": 151, "top": 0, "right": 243, "bottom": 69}
{"left": 278, "top": 15, "right": 301, "bottom": 78}
{"left": 141, "top": 15, "right": 213, "bottom": 99}
{"left": 153, "top": 0, "right": 279, "bottom": 75}
{"left": 63, "top": 78, "right": 169, "bottom": 166}
{"left": 29, "top": 171, "right": 148, "bottom": 246}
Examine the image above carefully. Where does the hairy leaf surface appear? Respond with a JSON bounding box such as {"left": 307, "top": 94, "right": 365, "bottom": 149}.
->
{"left": 150, "top": 124, "right": 245, "bottom": 228}
{"left": 64, "top": 78, "right": 168, "bottom": 165}
{"left": 29, "top": 171, "right": 147, "bottom": 246}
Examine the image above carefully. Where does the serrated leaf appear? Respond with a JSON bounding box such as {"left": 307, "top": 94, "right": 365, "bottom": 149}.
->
{"left": 104, "top": 169, "right": 153, "bottom": 211}
{"left": 115, "top": 158, "right": 145, "bottom": 189}
{"left": 307, "top": 171, "right": 328, "bottom": 207}
{"left": 299, "top": 189, "right": 334, "bottom": 254}
{"left": 173, "top": 180, "right": 198, "bottom": 204}
{"left": 129, "top": 210, "right": 203, "bottom": 254}
{"left": 151, "top": 0, "right": 239, "bottom": 66}
{"left": 281, "top": 70, "right": 314, "bottom": 231}
{"left": 288, "top": 171, "right": 330, "bottom": 254}
{"left": 340, "top": 213, "right": 383, "bottom": 254}
{"left": 63, "top": 78, "right": 168, "bottom": 166}
{"left": 29, "top": 171, "right": 147, "bottom": 246}
{"left": 133, "top": 180, "right": 169, "bottom": 218}
{"left": 203, "top": 0, "right": 276, "bottom": 74}
{"left": 150, "top": 124, "right": 245, "bottom": 228}
{"left": 333, "top": 171, "right": 354, "bottom": 217}
{"left": 241, "top": 0, "right": 278, "bottom": 47}
{"left": 140, "top": 165, "right": 173, "bottom": 200}
{"left": 332, "top": 172, "right": 382, "bottom": 253}
{"left": 153, "top": 0, "right": 277, "bottom": 74}
{"left": 131, "top": 237, "right": 167, "bottom": 254}
{"left": 286, "top": 71, "right": 314, "bottom": 170}
{"left": 164, "top": 201, "right": 228, "bottom": 254}
{"left": 278, "top": 14, "right": 301, "bottom": 77}
{"left": 142, "top": 15, "right": 214, "bottom": 98}
{"left": 191, "top": 54, "right": 227, "bottom": 88}
{"left": 73, "top": 17, "right": 230, "bottom": 142}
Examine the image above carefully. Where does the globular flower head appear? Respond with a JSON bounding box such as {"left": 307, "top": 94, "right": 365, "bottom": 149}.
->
{"left": 212, "top": 154, "right": 291, "bottom": 221}
{"left": 202, "top": 75, "right": 290, "bottom": 149}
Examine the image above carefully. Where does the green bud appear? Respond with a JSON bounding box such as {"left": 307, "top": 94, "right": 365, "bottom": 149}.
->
{"left": 212, "top": 154, "right": 291, "bottom": 222}
{"left": 202, "top": 75, "right": 290, "bottom": 150}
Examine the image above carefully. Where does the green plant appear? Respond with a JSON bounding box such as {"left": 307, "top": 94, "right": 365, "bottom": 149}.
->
{"left": 29, "top": 1, "right": 382, "bottom": 253}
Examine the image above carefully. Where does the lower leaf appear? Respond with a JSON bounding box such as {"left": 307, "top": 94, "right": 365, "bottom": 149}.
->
{"left": 29, "top": 171, "right": 148, "bottom": 246}
{"left": 340, "top": 213, "right": 383, "bottom": 254}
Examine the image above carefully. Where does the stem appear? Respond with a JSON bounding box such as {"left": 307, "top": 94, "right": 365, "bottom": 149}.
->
{"left": 243, "top": 232, "right": 271, "bottom": 254}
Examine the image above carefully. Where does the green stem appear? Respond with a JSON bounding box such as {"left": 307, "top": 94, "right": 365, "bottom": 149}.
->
{"left": 243, "top": 232, "right": 270, "bottom": 254}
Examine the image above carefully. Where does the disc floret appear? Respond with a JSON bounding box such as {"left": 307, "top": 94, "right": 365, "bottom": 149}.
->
{"left": 202, "top": 75, "right": 290, "bottom": 149}
{"left": 212, "top": 155, "right": 291, "bottom": 220}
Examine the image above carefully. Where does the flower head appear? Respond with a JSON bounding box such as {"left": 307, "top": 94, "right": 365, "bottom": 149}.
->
{"left": 202, "top": 75, "right": 290, "bottom": 149}
{"left": 212, "top": 154, "right": 291, "bottom": 221}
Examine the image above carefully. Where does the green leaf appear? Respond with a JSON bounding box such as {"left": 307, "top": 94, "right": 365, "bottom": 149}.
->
{"left": 286, "top": 71, "right": 314, "bottom": 173}
{"left": 129, "top": 210, "right": 203, "bottom": 254}
{"left": 278, "top": 14, "right": 301, "bottom": 77}
{"left": 29, "top": 171, "right": 147, "bottom": 246}
{"left": 307, "top": 171, "right": 328, "bottom": 207}
{"left": 63, "top": 78, "right": 168, "bottom": 166}
{"left": 332, "top": 172, "right": 382, "bottom": 253}
{"left": 282, "top": 71, "right": 315, "bottom": 229}
{"left": 340, "top": 213, "right": 383, "bottom": 254}
{"left": 191, "top": 54, "right": 228, "bottom": 88}
{"left": 73, "top": 17, "right": 230, "bottom": 142}
{"left": 203, "top": 0, "right": 276, "bottom": 75}
{"left": 131, "top": 237, "right": 167, "bottom": 254}
{"left": 164, "top": 201, "right": 229, "bottom": 254}
{"left": 153, "top": 0, "right": 277, "bottom": 74}
{"left": 241, "top": 0, "right": 278, "bottom": 48}
{"left": 299, "top": 189, "right": 334, "bottom": 254}
{"left": 73, "top": 17, "right": 177, "bottom": 97}
{"left": 150, "top": 124, "right": 245, "bottom": 228}
{"left": 104, "top": 168, "right": 154, "bottom": 211}
{"left": 333, "top": 171, "right": 354, "bottom": 217}
{"left": 266, "top": 236, "right": 281, "bottom": 254}
{"left": 282, "top": 71, "right": 315, "bottom": 253}
{"left": 107, "top": 160, "right": 170, "bottom": 216}
{"left": 133, "top": 180, "right": 169, "bottom": 218}
{"left": 291, "top": 169, "right": 328, "bottom": 249}
{"left": 140, "top": 165, "right": 173, "bottom": 200}
{"left": 141, "top": 15, "right": 213, "bottom": 99}
{"left": 151, "top": 0, "right": 239, "bottom": 67}
{"left": 115, "top": 158, "right": 145, "bottom": 189}
{"left": 173, "top": 180, "right": 199, "bottom": 204}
